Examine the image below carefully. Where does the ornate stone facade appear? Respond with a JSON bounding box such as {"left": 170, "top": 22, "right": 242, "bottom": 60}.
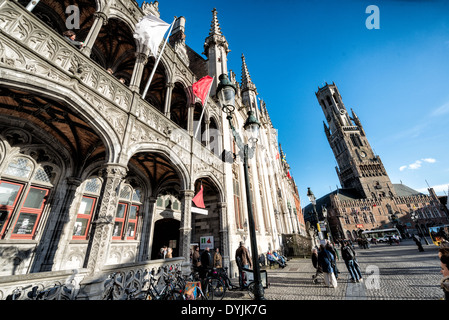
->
{"left": 0, "top": 0, "right": 305, "bottom": 298}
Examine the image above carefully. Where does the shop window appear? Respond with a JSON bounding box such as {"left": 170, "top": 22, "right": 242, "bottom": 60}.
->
{"left": 1, "top": 155, "right": 58, "bottom": 240}
{"left": 72, "top": 177, "right": 101, "bottom": 240}
{"left": 112, "top": 184, "right": 141, "bottom": 240}
{"left": 10, "top": 186, "right": 49, "bottom": 239}
{"left": 0, "top": 181, "right": 24, "bottom": 237}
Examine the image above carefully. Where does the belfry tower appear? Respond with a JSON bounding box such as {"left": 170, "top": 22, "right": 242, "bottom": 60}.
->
{"left": 316, "top": 83, "right": 397, "bottom": 200}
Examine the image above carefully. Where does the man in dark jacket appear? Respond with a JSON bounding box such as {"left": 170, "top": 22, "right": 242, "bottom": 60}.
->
{"left": 201, "top": 247, "right": 213, "bottom": 269}
{"left": 341, "top": 240, "right": 363, "bottom": 283}
{"left": 235, "top": 241, "right": 252, "bottom": 269}
{"left": 235, "top": 241, "right": 252, "bottom": 288}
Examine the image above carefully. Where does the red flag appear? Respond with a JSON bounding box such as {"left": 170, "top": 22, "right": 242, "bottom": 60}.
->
{"left": 192, "top": 185, "right": 205, "bottom": 208}
{"left": 287, "top": 171, "right": 292, "bottom": 179}
{"left": 276, "top": 153, "right": 280, "bottom": 160}
{"left": 192, "top": 76, "right": 213, "bottom": 105}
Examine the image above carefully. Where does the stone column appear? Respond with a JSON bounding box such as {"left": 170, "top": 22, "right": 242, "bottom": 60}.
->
{"left": 204, "top": 119, "right": 210, "bottom": 149}
{"left": 187, "top": 103, "right": 195, "bottom": 135}
{"left": 138, "top": 196, "right": 157, "bottom": 261}
{"left": 163, "top": 82, "right": 174, "bottom": 118}
{"left": 85, "top": 164, "right": 127, "bottom": 275}
{"left": 179, "top": 189, "right": 194, "bottom": 273}
{"left": 217, "top": 202, "right": 230, "bottom": 270}
{"left": 80, "top": 12, "right": 108, "bottom": 57}
{"left": 129, "top": 52, "right": 148, "bottom": 93}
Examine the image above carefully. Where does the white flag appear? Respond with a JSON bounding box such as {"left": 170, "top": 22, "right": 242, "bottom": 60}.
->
{"left": 134, "top": 14, "right": 170, "bottom": 58}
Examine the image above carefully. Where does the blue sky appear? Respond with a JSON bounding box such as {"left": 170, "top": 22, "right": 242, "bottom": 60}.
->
{"left": 140, "top": 0, "right": 449, "bottom": 206}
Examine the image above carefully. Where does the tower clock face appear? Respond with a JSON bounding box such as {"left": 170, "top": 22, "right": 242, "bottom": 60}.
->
{"left": 360, "top": 151, "right": 366, "bottom": 158}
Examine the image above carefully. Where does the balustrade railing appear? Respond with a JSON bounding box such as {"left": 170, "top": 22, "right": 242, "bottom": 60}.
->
{"left": 0, "top": 257, "right": 185, "bottom": 300}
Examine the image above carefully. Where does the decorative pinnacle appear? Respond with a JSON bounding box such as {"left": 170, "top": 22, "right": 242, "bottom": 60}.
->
{"left": 241, "top": 54, "right": 256, "bottom": 92}
{"left": 209, "top": 8, "right": 222, "bottom": 36}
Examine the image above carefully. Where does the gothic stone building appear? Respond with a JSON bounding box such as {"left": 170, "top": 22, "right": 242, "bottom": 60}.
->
{"left": 303, "top": 83, "right": 448, "bottom": 241}
{"left": 0, "top": 0, "right": 305, "bottom": 299}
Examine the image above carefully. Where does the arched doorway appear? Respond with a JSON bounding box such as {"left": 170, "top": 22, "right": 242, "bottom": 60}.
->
{"left": 191, "top": 178, "right": 223, "bottom": 254}
{"left": 151, "top": 218, "right": 180, "bottom": 259}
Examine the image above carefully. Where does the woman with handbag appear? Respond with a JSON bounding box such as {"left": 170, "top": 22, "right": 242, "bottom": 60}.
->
{"left": 318, "top": 244, "right": 338, "bottom": 288}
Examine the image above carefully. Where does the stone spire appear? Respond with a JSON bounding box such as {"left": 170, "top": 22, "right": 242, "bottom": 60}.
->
{"left": 240, "top": 54, "right": 258, "bottom": 112}
{"left": 203, "top": 8, "right": 230, "bottom": 58}
{"left": 209, "top": 8, "right": 222, "bottom": 36}
{"left": 203, "top": 8, "right": 230, "bottom": 96}
{"left": 241, "top": 54, "right": 257, "bottom": 93}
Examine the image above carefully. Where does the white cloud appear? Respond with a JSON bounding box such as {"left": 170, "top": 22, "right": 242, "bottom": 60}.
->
{"left": 431, "top": 101, "right": 449, "bottom": 117}
{"left": 399, "top": 158, "right": 436, "bottom": 171}
{"left": 422, "top": 158, "right": 436, "bottom": 163}
{"left": 417, "top": 183, "right": 449, "bottom": 195}
{"left": 408, "top": 160, "right": 422, "bottom": 170}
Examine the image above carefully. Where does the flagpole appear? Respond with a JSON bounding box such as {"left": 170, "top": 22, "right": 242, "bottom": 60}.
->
{"left": 194, "top": 75, "right": 215, "bottom": 139}
{"left": 142, "top": 17, "right": 176, "bottom": 99}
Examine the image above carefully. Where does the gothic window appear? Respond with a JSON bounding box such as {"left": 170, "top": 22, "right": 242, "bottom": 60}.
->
{"left": 418, "top": 210, "right": 424, "bottom": 219}
{"left": 326, "top": 96, "right": 332, "bottom": 107}
{"left": 344, "top": 215, "right": 350, "bottom": 224}
{"left": 369, "top": 212, "right": 376, "bottom": 223}
{"left": 249, "top": 180, "right": 259, "bottom": 231}
{"left": 72, "top": 177, "right": 101, "bottom": 240}
{"left": 354, "top": 215, "right": 360, "bottom": 224}
{"left": 0, "top": 155, "right": 58, "bottom": 240}
{"left": 321, "top": 99, "right": 327, "bottom": 109}
{"left": 156, "top": 194, "right": 180, "bottom": 210}
{"left": 112, "top": 183, "right": 142, "bottom": 240}
{"left": 433, "top": 208, "right": 441, "bottom": 218}
{"left": 363, "top": 213, "right": 369, "bottom": 224}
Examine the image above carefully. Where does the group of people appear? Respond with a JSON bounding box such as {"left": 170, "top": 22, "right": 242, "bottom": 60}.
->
{"left": 266, "top": 250, "right": 287, "bottom": 268}
{"left": 311, "top": 240, "right": 363, "bottom": 288}
{"left": 158, "top": 246, "right": 173, "bottom": 259}
{"left": 191, "top": 245, "right": 223, "bottom": 280}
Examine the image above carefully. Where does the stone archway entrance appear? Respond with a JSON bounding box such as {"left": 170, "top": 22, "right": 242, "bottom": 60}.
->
{"left": 151, "top": 218, "right": 180, "bottom": 260}
{"left": 191, "top": 179, "right": 223, "bottom": 254}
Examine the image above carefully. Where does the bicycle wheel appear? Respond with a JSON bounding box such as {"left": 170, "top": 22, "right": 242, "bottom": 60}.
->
{"left": 205, "top": 277, "right": 226, "bottom": 300}
{"left": 247, "top": 282, "right": 256, "bottom": 299}
{"left": 165, "top": 290, "right": 184, "bottom": 300}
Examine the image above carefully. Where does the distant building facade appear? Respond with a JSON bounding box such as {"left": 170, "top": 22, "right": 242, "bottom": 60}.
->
{"left": 303, "top": 83, "right": 448, "bottom": 241}
{"left": 0, "top": 0, "right": 305, "bottom": 298}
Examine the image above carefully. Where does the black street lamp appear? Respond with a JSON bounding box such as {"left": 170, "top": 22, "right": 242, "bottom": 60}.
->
{"left": 216, "top": 73, "right": 265, "bottom": 300}
{"left": 307, "top": 187, "right": 321, "bottom": 240}
{"left": 410, "top": 210, "right": 430, "bottom": 245}
{"left": 322, "top": 205, "right": 333, "bottom": 243}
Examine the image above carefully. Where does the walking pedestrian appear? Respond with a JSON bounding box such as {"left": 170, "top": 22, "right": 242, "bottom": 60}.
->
{"left": 192, "top": 245, "right": 201, "bottom": 269}
{"left": 413, "top": 234, "right": 425, "bottom": 252}
{"left": 326, "top": 241, "right": 339, "bottom": 279}
{"left": 235, "top": 241, "right": 252, "bottom": 288}
{"left": 311, "top": 248, "right": 323, "bottom": 284}
{"left": 214, "top": 247, "right": 223, "bottom": 269}
{"left": 341, "top": 240, "right": 363, "bottom": 283}
{"left": 318, "top": 244, "right": 338, "bottom": 288}
{"left": 439, "top": 245, "right": 449, "bottom": 300}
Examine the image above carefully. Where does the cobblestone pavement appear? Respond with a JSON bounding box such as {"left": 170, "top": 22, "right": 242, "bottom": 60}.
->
{"left": 224, "top": 239, "right": 443, "bottom": 300}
